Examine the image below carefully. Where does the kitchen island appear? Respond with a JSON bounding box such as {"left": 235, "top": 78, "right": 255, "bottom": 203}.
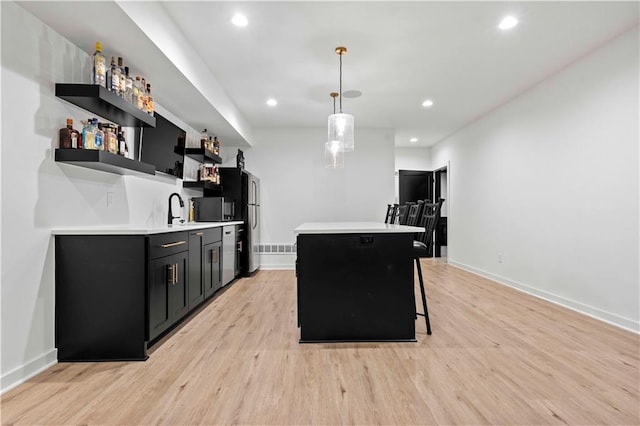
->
{"left": 294, "top": 222, "right": 423, "bottom": 343}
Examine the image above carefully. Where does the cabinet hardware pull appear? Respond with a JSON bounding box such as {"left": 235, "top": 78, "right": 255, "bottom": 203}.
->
{"left": 160, "top": 241, "right": 187, "bottom": 248}
{"left": 195, "top": 232, "right": 203, "bottom": 236}
{"left": 167, "top": 264, "right": 175, "bottom": 285}
{"left": 174, "top": 263, "right": 178, "bottom": 285}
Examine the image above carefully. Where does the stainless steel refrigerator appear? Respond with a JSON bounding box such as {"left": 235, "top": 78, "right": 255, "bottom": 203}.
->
{"left": 218, "top": 168, "right": 260, "bottom": 276}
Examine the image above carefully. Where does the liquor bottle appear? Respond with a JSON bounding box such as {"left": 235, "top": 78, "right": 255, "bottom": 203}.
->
{"left": 124, "top": 67, "right": 134, "bottom": 104}
{"left": 134, "top": 76, "right": 142, "bottom": 109}
{"left": 104, "top": 124, "right": 118, "bottom": 154}
{"left": 138, "top": 77, "right": 146, "bottom": 110}
{"left": 82, "top": 119, "right": 96, "bottom": 149}
{"left": 59, "top": 118, "right": 73, "bottom": 149}
{"left": 70, "top": 119, "right": 81, "bottom": 149}
{"left": 91, "top": 42, "right": 106, "bottom": 87}
{"left": 145, "top": 84, "right": 154, "bottom": 115}
{"left": 106, "top": 57, "right": 121, "bottom": 94}
{"left": 117, "top": 126, "right": 128, "bottom": 156}
{"left": 117, "top": 57, "right": 126, "bottom": 97}
{"left": 201, "top": 129, "right": 209, "bottom": 150}
{"left": 213, "top": 136, "right": 220, "bottom": 156}
{"left": 94, "top": 120, "right": 104, "bottom": 150}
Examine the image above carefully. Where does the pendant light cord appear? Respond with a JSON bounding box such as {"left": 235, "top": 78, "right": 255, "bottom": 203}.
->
{"left": 339, "top": 53, "right": 343, "bottom": 113}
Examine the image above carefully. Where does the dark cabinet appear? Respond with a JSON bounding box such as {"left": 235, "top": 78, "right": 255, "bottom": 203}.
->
{"left": 188, "top": 228, "right": 222, "bottom": 309}
{"left": 188, "top": 231, "right": 205, "bottom": 309}
{"left": 147, "top": 232, "right": 189, "bottom": 341}
{"left": 55, "top": 226, "right": 228, "bottom": 361}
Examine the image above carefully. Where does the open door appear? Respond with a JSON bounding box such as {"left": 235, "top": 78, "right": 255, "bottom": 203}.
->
{"left": 399, "top": 170, "right": 433, "bottom": 204}
{"left": 399, "top": 168, "right": 447, "bottom": 258}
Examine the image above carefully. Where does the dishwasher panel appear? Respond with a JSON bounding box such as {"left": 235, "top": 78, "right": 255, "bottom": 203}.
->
{"left": 222, "top": 225, "right": 236, "bottom": 286}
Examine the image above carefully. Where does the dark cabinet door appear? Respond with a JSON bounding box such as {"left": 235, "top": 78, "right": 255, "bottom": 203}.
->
{"left": 148, "top": 257, "right": 172, "bottom": 341}
{"left": 204, "top": 241, "right": 222, "bottom": 298}
{"left": 170, "top": 252, "right": 189, "bottom": 322}
{"left": 188, "top": 232, "right": 205, "bottom": 309}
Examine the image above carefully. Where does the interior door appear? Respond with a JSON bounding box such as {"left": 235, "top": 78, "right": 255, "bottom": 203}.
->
{"left": 399, "top": 170, "right": 433, "bottom": 204}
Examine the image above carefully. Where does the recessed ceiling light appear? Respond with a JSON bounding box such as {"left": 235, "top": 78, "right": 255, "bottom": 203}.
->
{"left": 231, "top": 13, "right": 248, "bottom": 27}
{"left": 498, "top": 16, "right": 518, "bottom": 30}
{"left": 266, "top": 98, "right": 277, "bottom": 107}
{"left": 410, "top": 138, "right": 418, "bottom": 143}
{"left": 422, "top": 99, "right": 434, "bottom": 108}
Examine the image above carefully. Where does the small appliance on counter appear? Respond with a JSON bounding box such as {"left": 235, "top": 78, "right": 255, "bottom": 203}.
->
{"left": 192, "top": 197, "right": 225, "bottom": 222}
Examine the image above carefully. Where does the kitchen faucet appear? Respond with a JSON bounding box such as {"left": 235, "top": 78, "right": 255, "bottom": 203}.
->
{"left": 168, "top": 193, "right": 185, "bottom": 225}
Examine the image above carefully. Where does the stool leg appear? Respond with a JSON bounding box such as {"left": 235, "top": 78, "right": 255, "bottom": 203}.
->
{"left": 415, "top": 257, "right": 432, "bottom": 335}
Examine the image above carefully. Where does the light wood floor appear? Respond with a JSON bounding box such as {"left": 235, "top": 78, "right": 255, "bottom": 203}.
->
{"left": 2, "top": 260, "right": 639, "bottom": 425}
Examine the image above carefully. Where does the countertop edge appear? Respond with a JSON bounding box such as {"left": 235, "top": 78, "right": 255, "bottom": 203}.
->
{"left": 294, "top": 222, "right": 424, "bottom": 235}
{"left": 51, "top": 221, "right": 245, "bottom": 236}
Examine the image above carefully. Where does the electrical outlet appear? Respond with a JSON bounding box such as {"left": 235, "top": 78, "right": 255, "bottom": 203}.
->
{"left": 498, "top": 253, "right": 503, "bottom": 263}
{"left": 106, "top": 192, "right": 114, "bottom": 207}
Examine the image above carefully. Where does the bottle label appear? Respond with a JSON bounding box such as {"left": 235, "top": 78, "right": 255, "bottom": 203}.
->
{"left": 96, "top": 60, "right": 105, "bottom": 76}
{"left": 71, "top": 134, "right": 78, "bottom": 149}
{"left": 84, "top": 133, "right": 95, "bottom": 149}
{"left": 95, "top": 133, "right": 103, "bottom": 149}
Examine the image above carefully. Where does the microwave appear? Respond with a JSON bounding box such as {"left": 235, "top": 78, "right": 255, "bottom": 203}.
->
{"left": 193, "top": 197, "right": 225, "bottom": 222}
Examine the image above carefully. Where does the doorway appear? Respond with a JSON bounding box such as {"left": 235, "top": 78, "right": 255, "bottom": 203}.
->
{"left": 398, "top": 167, "right": 448, "bottom": 258}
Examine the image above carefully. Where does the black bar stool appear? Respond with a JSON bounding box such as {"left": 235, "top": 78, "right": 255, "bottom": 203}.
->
{"left": 413, "top": 198, "right": 444, "bottom": 335}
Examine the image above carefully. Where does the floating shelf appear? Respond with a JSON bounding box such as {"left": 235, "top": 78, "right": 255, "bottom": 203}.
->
{"left": 55, "top": 84, "right": 156, "bottom": 128}
{"left": 181, "top": 148, "right": 222, "bottom": 164}
{"left": 183, "top": 181, "right": 221, "bottom": 192}
{"left": 55, "top": 149, "right": 156, "bottom": 176}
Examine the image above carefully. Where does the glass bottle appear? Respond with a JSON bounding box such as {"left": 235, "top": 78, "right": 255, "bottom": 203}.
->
{"left": 117, "top": 126, "right": 128, "bottom": 156}
{"left": 95, "top": 120, "right": 104, "bottom": 151}
{"left": 145, "top": 84, "right": 154, "bottom": 115}
{"left": 213, "top": 136, "right": 220, "bottom": 156}
{"left": 59, "top": 118, "right": 73, "bottom": 149}
{"left": 82, "top": 119, "right": 96, "bottom": 150}
{"left": 124, "top": 67, "right": 134, "bottom": 104}
{"left": 91, "top": 42, "right": 106, "bottom": 87}
{"left": 117, "top": 57, "right": 126, "bottom": 97}
{"left": 200, "top": 129, "right": 209, "bottom": 150}
{"left": 107, "top": 57, "right": 120, "bottom": 94}
{"left": 134, "top": 76, "right": 142, "bottom": 109}
{"left": 138, "top": 77, "right": 146, "bottom": 110}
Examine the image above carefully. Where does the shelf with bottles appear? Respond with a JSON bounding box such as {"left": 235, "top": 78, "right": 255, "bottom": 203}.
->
{"left": 179, "top": 148, "right": 222, "bottom": 164}
{"left": 182, "top": 181, "right": 222, "bottom": 192}
{"left": 55, "top": 149, "right": 155, "bottom": 176}
{"left": 55, "top": 84, "right": 156, "bottom": 128}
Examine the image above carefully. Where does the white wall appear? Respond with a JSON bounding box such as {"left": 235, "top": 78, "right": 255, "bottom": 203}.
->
{"left": 226, "top": 127, "right": 395, "bottom": 268}
{"left": 0, "top": 2, "right": 199, "bottom": 392}
{"left": 431, "top": 28, "right": 639, "bottom": 331}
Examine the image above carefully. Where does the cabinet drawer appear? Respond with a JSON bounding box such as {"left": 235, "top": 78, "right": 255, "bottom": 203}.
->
{"left": 203, "top": 227, "right": 222, "bottom": 244}
{"left": 147, "top": 232, "right": 189, "bottom": 260}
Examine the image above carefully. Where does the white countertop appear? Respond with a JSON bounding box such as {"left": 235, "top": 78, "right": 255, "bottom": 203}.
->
{"left": 51, "top": 221, "right": 244, "bottom": 236}
{"left": 294, "top": 222, "right": 424, "bottom": 234}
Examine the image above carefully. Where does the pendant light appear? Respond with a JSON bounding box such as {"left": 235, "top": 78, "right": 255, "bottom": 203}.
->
{"left": 327, "top": 46, "right": 354, "bottom": 152}
{"left": 325, "top": 92, "right": 344, "bottom": 168}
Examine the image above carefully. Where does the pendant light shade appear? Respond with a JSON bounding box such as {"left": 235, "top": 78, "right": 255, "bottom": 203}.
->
{"left": 327, "top": 46, "right": 354, "bottom": 153}
{"left": 328, "top": 113, "right": 354, "bottom": 152}
{"left": 324, "top": 140, "right": 344, "bottom": 169}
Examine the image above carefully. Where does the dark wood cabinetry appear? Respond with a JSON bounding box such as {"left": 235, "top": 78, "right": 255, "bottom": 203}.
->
{"left": 188, "top": 228, "right": 222, "bottom": 309}
{"left": 55, "top": 226, "right": 228, "bottom": 361}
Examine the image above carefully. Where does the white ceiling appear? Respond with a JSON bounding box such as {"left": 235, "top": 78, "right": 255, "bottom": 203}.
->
{"left": 16, "top": 1, "right": 640, "bottom": 148}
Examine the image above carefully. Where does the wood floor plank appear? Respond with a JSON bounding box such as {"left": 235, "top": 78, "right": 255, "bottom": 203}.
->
{"left": 2, "top": 262, "right": 638, "bottom": 425}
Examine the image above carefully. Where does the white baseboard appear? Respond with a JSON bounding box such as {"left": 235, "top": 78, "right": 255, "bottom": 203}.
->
{"left": 1, "top": 349, "right": 58, "bottom": 394}
{"left": 449, "top": 259, "right": 640, "bottom": 334}
{"left": 259, "top": 253, "right": 295, "bottom": 270}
